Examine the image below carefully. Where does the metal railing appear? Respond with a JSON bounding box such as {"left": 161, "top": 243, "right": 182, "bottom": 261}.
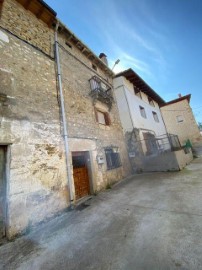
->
{"left": 133, "top": 133, "right": 182, "bottom": 157}
{"left": 89, "top": 76, "right": 113, "bottom": 109}
{"left": 89, "top": 76, "right": 112, "bottom": 95}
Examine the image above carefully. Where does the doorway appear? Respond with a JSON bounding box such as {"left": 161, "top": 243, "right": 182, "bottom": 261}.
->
{"left": 0, "top": 146, "right": 7, "bottom": 239}
{"left": 72, "top": 152, "right": 91, "bottom": 200}
{"left": 143, "top": 132, "right": 158, "bottom": 155}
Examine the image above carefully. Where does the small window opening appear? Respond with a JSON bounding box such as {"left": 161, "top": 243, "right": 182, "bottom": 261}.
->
{"left": 139, "top": 106, "right": 147, "bottom": 118}
{"left": 95, "top": 108, "right": 111, "bottom": 126}
{"left": 105, "top": 147, "right": 121, "bottom": 170}
{"left": 176, "top": 115, "right": 184, "bottom": 123}
{"left": 152, "top": 111, "right": 159, "bottom": 122}
{"left": 65, "top": 42, "right": 72, "bottom": 49}
{"left": 92, "top": 64, "right": 97, "bottom": 71}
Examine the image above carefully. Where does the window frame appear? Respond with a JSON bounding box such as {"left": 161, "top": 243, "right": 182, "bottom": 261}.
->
{"left": 105, "top": 147, "right": 122, "bottom": 170}
{"left": 176, "top": 115, "right": 184, "bottom": 123}
{"left": 139, "top": 106, "right": 147, "bottom": 118}
{"left": 92, "top": 64, "right": 97, "bottom": 71}
{"left": 94, "top": 108, "right": 111, "bottom": 126}
{"left": 152, "top": 111, "right": 159, "bottom": 123}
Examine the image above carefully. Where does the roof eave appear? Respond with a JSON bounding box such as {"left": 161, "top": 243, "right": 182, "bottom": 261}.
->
{"left": 114, "top": 68, "right": 165, "bottom": 105}
{"left": 161, "top": 94, "right": 191, "bottom": 107}
{"left": 58, "top": 20, "right": 114, "bottom": 76}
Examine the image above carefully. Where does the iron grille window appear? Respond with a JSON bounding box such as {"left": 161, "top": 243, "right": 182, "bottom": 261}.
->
{"left": 105, "top": 147, "right": 121, "bottom": 170}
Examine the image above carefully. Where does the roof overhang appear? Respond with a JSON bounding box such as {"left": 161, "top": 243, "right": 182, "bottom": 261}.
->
{"left": 115, "top": 68, "right": 165, "bottom": 106}
{"left": 0, "top": 0, "right": 4, "bottom": 18}
{"left": 58, "top": 20, "right": 114, "bottom": 77}
{"left": 161, "top": 94, "right": 191, "bottom": 107}
{"left": 1, "top": 0, "right": 113, "bottom": 76}
{"left": 15, "top": 0, "right": 57, "bottom": 27}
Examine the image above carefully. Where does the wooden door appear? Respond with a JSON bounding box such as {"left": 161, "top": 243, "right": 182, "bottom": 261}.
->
{"left": 72, "top": 152, "right": 90, "bottom": 200}
{"left": 0, "top": 146, "right": 6, "bottom": 238}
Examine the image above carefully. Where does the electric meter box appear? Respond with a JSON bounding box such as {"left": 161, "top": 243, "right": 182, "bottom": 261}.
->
{"left": 97, "top": 156, "right": 104, "bottom": 164}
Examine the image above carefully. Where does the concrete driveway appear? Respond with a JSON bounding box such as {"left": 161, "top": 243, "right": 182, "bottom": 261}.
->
{"left": 1, "top": 158, "right": 202, "bottom": 270}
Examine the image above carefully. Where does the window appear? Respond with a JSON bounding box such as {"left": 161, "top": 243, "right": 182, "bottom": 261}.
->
{"left": 95, "top": 108, "right": 111, "bottom": 125}
{"left": 92, "top": 64, "right": 97, "bottom": 71}
{"left": 105, "top": 147, "right": 121, "bottom": 170}
{"left": 176, "top": 115, "right": 184, "bottom": 123}
{"left": 65, "top": 41, "right": 72, "bottom": 49}
{"left": 152, "top": 111, "right": 159, "bottom": 122}
{"left": 148, "top": 97, "right": 155, "bottom": 107}
{"left": 139, "top": 106, "right": 146, "bottom": 118}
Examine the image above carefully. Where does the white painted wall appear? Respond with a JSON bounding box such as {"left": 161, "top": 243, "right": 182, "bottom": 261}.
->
{"left": 114, "top": 85, "right": 134, "bottom": 132}
{"left": 113, "top": 76, "right": 167, "bottom": 137}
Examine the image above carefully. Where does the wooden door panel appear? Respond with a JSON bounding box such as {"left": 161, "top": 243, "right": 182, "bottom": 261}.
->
{"left": 73, "top": 167, "right": 90, "bottom": 200}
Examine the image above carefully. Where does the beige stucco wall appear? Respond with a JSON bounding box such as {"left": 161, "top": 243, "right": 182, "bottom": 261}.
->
{"left": 0, "top": 0, "right": 131, "bottom": 237}
{"left": 161, "top": 99, "right": 200, "bottom": 145}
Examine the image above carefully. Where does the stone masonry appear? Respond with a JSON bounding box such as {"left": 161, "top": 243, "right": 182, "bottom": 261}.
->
{"left": 161, "top": 99, "right": 200, "bottom": 145}
{"left": 0, "top": 0, "right": 132, "bottom": 238}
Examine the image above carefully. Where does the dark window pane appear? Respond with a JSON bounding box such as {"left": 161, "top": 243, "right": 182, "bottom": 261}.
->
{"left": 105, "top": 148, "right": 121, "bottom": 170}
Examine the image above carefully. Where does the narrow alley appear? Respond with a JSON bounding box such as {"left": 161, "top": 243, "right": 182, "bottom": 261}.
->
{"left": 0, "top": 158, "right": 202, "bottom": 270}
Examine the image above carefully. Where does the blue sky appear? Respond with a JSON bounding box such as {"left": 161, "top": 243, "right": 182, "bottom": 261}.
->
{"left": 45, "top": 0, "right": 202, "bottom": 123}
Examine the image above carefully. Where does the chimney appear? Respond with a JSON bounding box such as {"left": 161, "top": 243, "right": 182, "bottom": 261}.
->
{"left": 99, "top": 53, "right": 108, "bottom": 66}
{"left": 178, "top": 93, "right": 182, "bottom": 98}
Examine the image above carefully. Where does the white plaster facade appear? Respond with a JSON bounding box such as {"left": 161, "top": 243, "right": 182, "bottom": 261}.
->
{"left": 113, "top": 70, "right": 193, "bottom": 173}
{"left": 113, "top": 75, "right": 167, "bottom": 142}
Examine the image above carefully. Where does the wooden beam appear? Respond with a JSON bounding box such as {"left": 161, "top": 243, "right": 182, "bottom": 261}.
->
{"left": 24, "top": 0, "right": 31, "bottom": 10}
{"left": 47, "top": 17, "right": 54, "bottom": 28}
{"left": 36, "top": 7, "right": 44, "bottom": 19}
{"left": 81, "top": 47, "right": 87, "bottom": 53}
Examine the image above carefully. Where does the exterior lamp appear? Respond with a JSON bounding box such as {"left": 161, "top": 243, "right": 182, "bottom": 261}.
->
{"left": 112, "top": 59, "right": 120, "bottom": 71}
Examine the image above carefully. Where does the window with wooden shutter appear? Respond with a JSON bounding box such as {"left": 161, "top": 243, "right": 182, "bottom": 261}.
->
{"left": 94, "top": 108, "right": 111, "bottom": 126}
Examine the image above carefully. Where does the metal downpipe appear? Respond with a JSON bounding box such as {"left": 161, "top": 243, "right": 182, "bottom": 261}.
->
{"left": 54, "top": 24, "right": 74, "bottom": 207}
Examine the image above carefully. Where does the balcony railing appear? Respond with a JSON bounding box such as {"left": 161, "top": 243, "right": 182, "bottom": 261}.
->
{"left": 89, "top": 76, "right": 113, "bottom": 109}
{"left": 128, "top": 132, "right": 183, "bottom": 158}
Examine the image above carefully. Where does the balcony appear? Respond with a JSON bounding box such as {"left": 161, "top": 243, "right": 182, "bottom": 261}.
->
{"left": 89, "top": 76, "right": 113, "bottom": 110}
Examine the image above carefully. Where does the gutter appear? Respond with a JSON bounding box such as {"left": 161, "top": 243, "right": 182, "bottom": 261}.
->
{"left": 54, "top": 23, "right": 74, "bottom": 207}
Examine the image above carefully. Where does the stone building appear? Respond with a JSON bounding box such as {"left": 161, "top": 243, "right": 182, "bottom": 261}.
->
{"left": 161, "top": 94, "right": 201, "bottom": 145}
{"left": 0, "top": 0, "right": 131, "bottom": 239}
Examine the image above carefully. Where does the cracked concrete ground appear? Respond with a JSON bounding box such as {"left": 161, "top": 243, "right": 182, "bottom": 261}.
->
{"left": 1, "top": 157, "right": 202, "bottom": 270}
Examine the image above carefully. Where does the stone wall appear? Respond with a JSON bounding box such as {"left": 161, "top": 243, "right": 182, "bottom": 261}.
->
{"left": 58, "top": 34, "right": 131, "bottom": 191}
{"left": 0, "top": 28, "right": 68, "bottom": 238}
{"left": 0, "top": 0, "right": 132, "bottom": 237}
{"left": 0, "top": 0, "right": 54, "bottom": 56}
{"left": 161, "top": 99, "right": 200, "bottom": 145}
